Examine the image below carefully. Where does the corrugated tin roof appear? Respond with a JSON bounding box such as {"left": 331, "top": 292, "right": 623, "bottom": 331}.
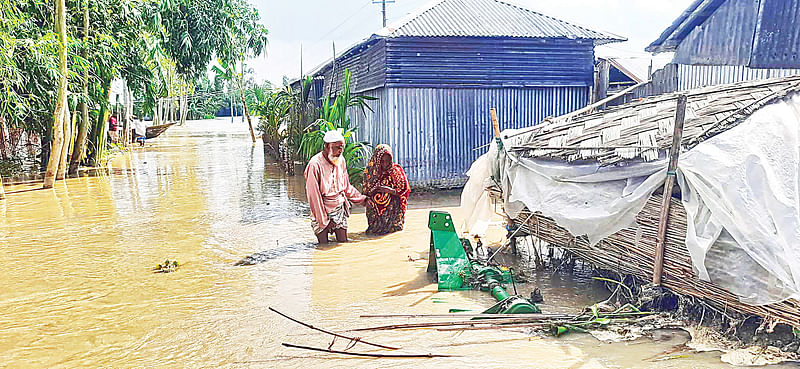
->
{"left": 602, "top": 57, "right": 649, "bottom": 83}
{"left": 647, "top": 0, "right": 733, "bottom": 53}
{"left": 507, "top": 75, "right": 800, "bottom": 165}
{"left": 376, "top": 0, "right": 625, "bottom": 44}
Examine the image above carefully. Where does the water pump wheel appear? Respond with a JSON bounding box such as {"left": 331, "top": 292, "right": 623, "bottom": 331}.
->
{"left": 427, "top": 210, "right": 540, "bottom": 314}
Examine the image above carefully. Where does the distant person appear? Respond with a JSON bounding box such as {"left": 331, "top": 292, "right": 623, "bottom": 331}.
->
{"left": 108, "top": 115, "right": 118, "bottom": 142}
{"left": 132, "top": 116, "right": 146, "bottom": 146}
{"left": 362, "top": 144, "right": 410, "bottom": 235}
{"left": 304, "top": 130, "right": 366, "bottom": 244}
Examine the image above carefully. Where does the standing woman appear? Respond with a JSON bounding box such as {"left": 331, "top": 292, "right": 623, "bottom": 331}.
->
{"left": 363, "top": 144, "right": 411, "bottom": 235}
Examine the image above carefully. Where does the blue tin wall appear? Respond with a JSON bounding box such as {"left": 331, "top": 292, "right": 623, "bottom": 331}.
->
{"left": 750, "top": 0, "right": 800, "bottom": 68}
{"left": 323, "top": 38, "right": 386, "bottom": 93}
{"left": 676, "top": 64, "right": 800, "bottom": 90}
{"left": 673, "top": 0, "right": 760, "bottom": 66}
{"left": 385, "top": 37, "right": 595, "bottom": 88}
{"left": 672, "top": 0, "right": 800, "bottom": 68}
{"left": 349, "top": 86, "right": 589, "bottom": 187}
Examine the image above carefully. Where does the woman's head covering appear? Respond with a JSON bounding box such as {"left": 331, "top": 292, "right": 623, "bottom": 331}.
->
{"left": 372, "top": 144, "right": 393, "bottom": 166}
{"left": 363, "top": 144, "right": 394, "bottom": 190}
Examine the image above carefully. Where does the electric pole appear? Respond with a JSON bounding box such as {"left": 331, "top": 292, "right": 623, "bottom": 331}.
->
{"left": 372, "top": 0, "right": 395, "bottom": 28}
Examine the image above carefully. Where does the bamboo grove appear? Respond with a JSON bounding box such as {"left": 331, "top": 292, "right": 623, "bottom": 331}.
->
{"left": 0, "top": 0, "right": 268, "bottom": 188}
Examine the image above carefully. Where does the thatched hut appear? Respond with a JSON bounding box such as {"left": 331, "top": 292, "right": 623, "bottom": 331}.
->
{"left": 462, "top": 75, "right": 800, "bottom": 327}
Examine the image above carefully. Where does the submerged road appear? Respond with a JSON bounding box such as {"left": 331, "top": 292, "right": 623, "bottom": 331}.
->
{"left": 0, "top": 119, "right": 774, "bottom": 368}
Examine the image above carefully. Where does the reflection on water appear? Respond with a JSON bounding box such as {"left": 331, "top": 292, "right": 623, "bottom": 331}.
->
{"left": 0, "top": 119, "right": 773, "bottom": 368}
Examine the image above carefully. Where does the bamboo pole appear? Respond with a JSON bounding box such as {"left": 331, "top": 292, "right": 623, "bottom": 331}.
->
{"left": 281, "top": 343, "right": 454, "bottom": 358}
{"left": 269, "top": 307, "right": 400, "bottom": 350}
{"left": 360, "top": 313, "right": 576, "bottom": 319}
{"left": 653, "top": 94, "right": 686, "bottom": 286}
{"left": 490, "top": 107, "right": 500, "bottom": 138}
{"left": 43, "top": 0, "right": 68, "bottom": 189}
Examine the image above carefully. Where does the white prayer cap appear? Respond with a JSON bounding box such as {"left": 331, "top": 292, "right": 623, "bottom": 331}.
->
{"left": 323, "top": 129, "right": 345, "bottom": 143}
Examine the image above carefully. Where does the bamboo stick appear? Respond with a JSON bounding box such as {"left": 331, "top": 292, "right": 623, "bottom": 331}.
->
{"left": 281, "top": 343, "right": 454, "bottom": 358}
{"left": 352, "top": 316, "right": 586, "bottom": 332}
{"left": 360, "top": 313, "right": 576, "bottom": 319}
{"left": 654, "top": 94, "right": 686, "bottom": 285}
{"left": 269, "top": 307, "right": 400, "bottom": 350}
{"left": 490, "top": 108, "right": 500, "bottom": 138}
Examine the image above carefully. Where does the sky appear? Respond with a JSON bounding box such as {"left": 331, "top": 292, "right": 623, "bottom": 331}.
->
{"left": 248, "top": 0, "right": 695, "bottom": 86}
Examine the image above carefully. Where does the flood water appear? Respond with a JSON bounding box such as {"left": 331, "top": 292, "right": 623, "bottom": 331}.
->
{"left": 0, "top": 119, "right": 787, "bottom": 368}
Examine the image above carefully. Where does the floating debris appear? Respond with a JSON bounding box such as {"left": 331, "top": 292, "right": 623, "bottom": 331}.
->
{"left": 153, "top": 259, "right": 180, "bottom": 273}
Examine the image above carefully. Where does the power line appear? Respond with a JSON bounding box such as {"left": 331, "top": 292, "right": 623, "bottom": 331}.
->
{"left": 314, "top": 0, "right": 374, "bottom": 43}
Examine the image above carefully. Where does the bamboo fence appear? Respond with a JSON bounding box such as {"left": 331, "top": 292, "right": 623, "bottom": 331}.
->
{"left": 510, "top": 196, "right": 800, "bottom": 327}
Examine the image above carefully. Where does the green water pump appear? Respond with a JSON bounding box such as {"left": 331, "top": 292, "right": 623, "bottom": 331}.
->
{"left": 426, "top": 211, "right": 540, "bottom": 314}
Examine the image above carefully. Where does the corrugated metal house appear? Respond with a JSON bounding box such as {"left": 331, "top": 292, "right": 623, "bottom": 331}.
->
{"left": 644, "top": 0, "right": 800, "bottom": 91}
{"left": 306, "top": 0, "right": 624, "bottom": 187}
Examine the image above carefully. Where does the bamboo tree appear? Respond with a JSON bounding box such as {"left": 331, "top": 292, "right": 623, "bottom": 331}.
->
{"left": 69, "top": 0, "right": 89, "bottom": 176}
{"left": 43, "top": 0, "right": 68, "bottom": 189}
{"left": 90, "top": 82, "right": 111, "bottom": 166}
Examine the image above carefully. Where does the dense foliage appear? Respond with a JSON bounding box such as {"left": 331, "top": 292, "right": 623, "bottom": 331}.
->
{"left": 0, "top": 0, "right": 270, "bottom": 178}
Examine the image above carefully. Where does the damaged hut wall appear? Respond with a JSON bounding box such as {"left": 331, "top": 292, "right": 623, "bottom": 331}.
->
{"left": 384, "top": 37, "right": 595, "bottom": 88}
{"left": 512, "top": 196, "right": 800, "bottom": 328}
{"left": 349, "top": 86, "right": 589, "bottom": 188}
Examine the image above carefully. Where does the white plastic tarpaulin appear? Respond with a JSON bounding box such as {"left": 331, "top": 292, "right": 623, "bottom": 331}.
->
{"left": 462, "top": 95, "right": 800, "bottom": 305}
{"left": 462, "top": 129, "right": 667, "bottom": 243}
{"left": 677, "top": 94, "right": 800, "bottom": 305}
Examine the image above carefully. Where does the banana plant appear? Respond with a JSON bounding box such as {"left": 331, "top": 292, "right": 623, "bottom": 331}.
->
{"left": 251, "top": 86, "right": 290, "bottom": 157}
{"left": 299, "top": 69, "right": 375, "bottom": 184}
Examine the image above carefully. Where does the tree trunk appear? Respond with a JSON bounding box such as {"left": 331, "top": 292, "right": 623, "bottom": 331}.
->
{"left": 56, "top": 102, "right": 72, "bottom": 180}
{"left": 0, "top": 173, "right": 5, "bottom": 200}
{"left": 0, "top": 117, "right": 8, "bottom": 160}
{"left": 43, "top": 0, "right": 68, "bottom": 189}
{"left": 68, "top": 0, "right": 89, "bottom": 176}
{"left": 240, "top": 92, "right": 255, "bottom": 142}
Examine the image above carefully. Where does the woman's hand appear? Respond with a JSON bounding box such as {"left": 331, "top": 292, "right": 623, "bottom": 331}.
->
{"left": 377, "top": 185, "right": 397, "bottom": 195}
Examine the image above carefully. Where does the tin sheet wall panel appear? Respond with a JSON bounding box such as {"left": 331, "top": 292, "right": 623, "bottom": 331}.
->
{"left": 750, "top": 0, "right": 800, "bottom": 68}
{"left": 673, "top": 0, "right": 760, "bottom": 66}
{"left": 385, "top": 37, "right": 595, "bottom": 89}
{"left": 677, "top": 64, "right": 800, "bottom": 90}
{"left": 351, "top": 87, "right": 589, "bottom": 187}
{"left": 323, "top": 38, "right": 386, "bottom": 94}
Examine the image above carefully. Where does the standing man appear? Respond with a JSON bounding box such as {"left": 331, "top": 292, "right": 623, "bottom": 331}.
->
{"left": 304, "top": 130, "right": 366, "bottom": 244}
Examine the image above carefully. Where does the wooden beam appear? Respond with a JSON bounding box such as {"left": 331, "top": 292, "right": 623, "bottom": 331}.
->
{"left": 653, "top": 94, "right": 687, "bottom": 285}
{"left": 490, "top": 107, "right": 500, "bottom": 138}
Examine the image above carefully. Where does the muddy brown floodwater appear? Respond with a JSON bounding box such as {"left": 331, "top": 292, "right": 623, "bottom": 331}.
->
{"left": 0, "top": 119, "right": 791, "bottom": 368}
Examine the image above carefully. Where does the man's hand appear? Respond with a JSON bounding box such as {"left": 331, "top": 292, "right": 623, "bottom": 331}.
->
{"left": 352, "top": 195, "right": 367, "bottom": 204}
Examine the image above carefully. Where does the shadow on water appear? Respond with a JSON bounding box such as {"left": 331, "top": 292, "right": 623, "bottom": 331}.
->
{"left": 233, "top": 241, "right": 318, "bottom": 265}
